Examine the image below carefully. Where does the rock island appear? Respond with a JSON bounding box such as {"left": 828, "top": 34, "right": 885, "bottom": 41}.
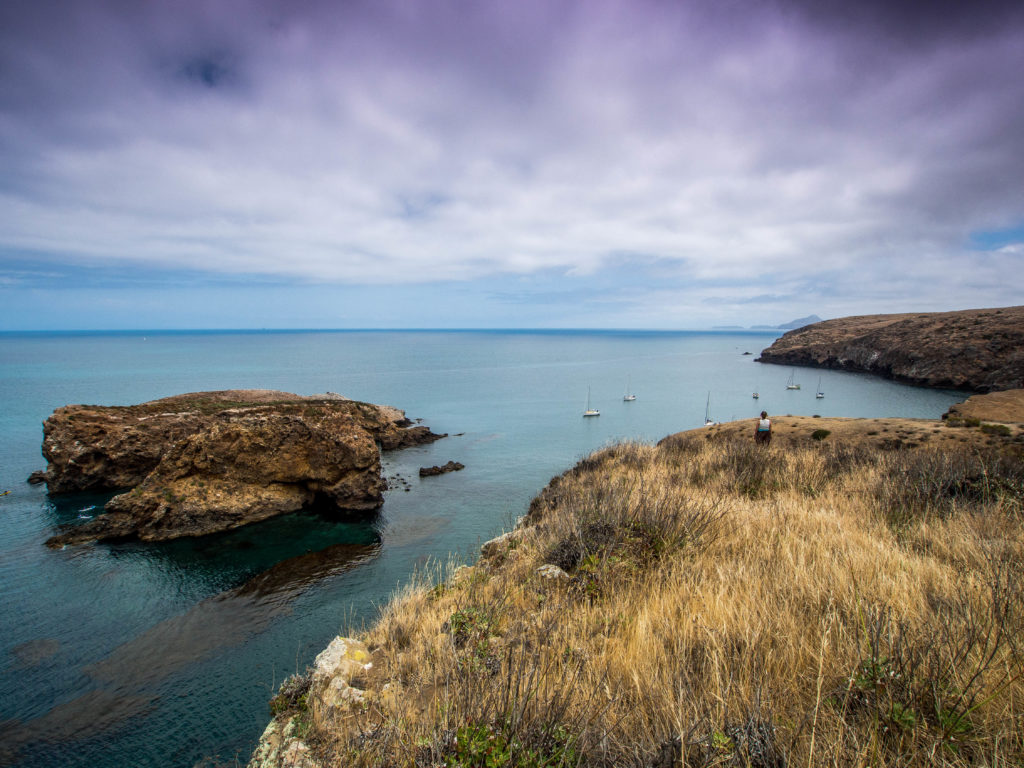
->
{"left": 41, "top": 390, "right": 444, "bottom": 547}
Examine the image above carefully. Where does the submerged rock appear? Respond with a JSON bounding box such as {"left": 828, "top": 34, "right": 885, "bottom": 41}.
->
{"left": 42, "top": 390, "right": 444, "bottom": 547}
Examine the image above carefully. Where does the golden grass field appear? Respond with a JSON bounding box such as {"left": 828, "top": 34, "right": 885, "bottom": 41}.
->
{"left": 271, "top": 398, "right": 1024, "bottom": 767}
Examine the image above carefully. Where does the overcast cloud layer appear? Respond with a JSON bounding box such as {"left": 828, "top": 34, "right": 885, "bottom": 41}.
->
{"left": 1, "top": 0, "right": 1022, "bottom": 329}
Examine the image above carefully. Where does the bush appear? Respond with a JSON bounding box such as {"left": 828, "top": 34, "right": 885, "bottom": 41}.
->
{"left": 811, "top": 429, "right": 831, "bottom": 441}
{"left": 980, "top": 423, "right": 1011, "bottom": 437}
{"left": 269, "top": 671, "right": 312, "bottom": 717}
{"left": 873, "top": 449, "right": 1024, "bottom": 525}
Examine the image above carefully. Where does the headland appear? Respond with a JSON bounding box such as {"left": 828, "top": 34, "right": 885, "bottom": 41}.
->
{"left": 756, "top": 305, "right": 1024, "bottom": 392}
{"left": 249, "top": 388, "right": 1023, "bottom": 767}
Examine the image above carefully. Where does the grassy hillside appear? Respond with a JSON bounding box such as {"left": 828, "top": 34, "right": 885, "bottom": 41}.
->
{"left": 270, "top": 424, "right": 1024, "bottom": 767}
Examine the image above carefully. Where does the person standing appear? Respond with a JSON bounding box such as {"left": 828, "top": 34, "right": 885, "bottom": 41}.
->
{"left": 754, "top": 411, "right": 772, "bottom": 445}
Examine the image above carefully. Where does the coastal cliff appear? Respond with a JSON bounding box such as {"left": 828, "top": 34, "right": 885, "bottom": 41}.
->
{"left": 41, "top": 390, "right": 443, "bottom": 547}
{"left": 249, "top": 400, "right": 1023, "bottom": 767}
{"left": 756, "top": 305, "right": 1024, "bottom": 392}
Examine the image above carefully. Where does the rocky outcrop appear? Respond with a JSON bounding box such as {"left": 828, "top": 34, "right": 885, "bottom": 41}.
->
{"left": 756, "top": 306, "right": 1024, "bottom": 392}
{"left": 418, "top": 460, "right": 464, "bottom": 477}
{"left": 42, "top": 390, "right": 444, "bottom": 547}
{"left": 249, "top": 637, "right": 375, "bottom": 768}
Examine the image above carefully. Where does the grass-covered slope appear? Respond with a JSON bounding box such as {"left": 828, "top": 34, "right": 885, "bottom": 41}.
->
{"left": 265, "top": 428, "right": 1024, "bottom": 768}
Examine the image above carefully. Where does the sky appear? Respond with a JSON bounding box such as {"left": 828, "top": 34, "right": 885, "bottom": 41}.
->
{"left": 1, "top": 0, "right": 1022, "bottom": 330}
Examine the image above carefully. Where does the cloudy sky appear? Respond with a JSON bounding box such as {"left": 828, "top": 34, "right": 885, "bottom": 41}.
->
{"left": 1, "top": 0, "right": 1022, "bottom": 330}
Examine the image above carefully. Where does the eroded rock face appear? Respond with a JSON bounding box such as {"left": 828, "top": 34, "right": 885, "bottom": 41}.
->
{"left": 42, "top": 390, "right": 444, "bottom": 547}
{"left": 756, "top": 306, "right": 1024, "bottom": 392}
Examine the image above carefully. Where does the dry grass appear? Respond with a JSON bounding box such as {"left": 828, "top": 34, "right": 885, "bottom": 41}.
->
{"left": 297, "top": 435, "right": 1024, "bottom": 767}
{"left": 945, "top": 389, "right": 1024, "bottom": 424}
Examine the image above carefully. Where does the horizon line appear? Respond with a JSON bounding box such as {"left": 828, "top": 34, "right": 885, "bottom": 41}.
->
{"left": 0, "top": 326, "right": 790, "bottom": 335}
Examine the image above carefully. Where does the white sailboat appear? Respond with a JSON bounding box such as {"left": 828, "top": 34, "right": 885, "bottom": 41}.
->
{"left": 786, "top": 370, "right": 801, "bottom": 390}
{"left": 583, "top": 386, "right": 600, "bottom": 417}
{"left": 816, "top": 376, "right": 824, "bottom": 399}
{"left": 704, "top": 391, "right": 715, "bottom": 426}
{"left": 623, "top": 376, "right": 636, "bottom": 402}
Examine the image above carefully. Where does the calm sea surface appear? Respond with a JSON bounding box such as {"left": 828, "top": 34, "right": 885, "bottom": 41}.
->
{"left": 0, "top": 330, "right": 969, "bottom": 767}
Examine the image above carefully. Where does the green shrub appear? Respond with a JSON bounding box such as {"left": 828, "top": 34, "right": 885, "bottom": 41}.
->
{"left": 980, "top": 422, "right": 1011, "bottom": 437}
{"left": 811, "top": 429, "right": 831, "bottom": 441}
{"left": 269, "top": 671, "right": 312, "bottom": 717}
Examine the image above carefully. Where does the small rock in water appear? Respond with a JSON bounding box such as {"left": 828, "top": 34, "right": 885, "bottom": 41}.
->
{"left": 419, "top": 461, "right": 465, "bottom": 477}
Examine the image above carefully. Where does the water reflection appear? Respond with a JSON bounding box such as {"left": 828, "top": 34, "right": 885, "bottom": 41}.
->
{"left": 1, "top": 539, "right": 379, "bottom": 765}
{"left": 88, "top": 541, "right": 380, "bottom": 688}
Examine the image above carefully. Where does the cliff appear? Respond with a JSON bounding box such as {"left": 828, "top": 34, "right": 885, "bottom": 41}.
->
{"left": 42, "top": 390, "right": 444, "bottom": 547}
{"left": 756, "top": 305, "right": 1024, "bottom": 392}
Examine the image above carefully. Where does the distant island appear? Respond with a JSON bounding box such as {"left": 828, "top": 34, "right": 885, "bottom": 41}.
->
{"left": 714, "top": 314, "right": 823, "bottom": 331}
{"left": 757, "top": 305, "right": 1024, "bottom": 392}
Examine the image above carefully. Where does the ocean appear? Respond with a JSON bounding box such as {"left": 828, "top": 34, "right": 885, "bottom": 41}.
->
{"left": 0, "top": 330, "right": 969, "bottom": 767}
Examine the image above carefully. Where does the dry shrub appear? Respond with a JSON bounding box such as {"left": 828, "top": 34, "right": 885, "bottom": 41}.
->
{"left": 302, "top": 438, "right": 1024, "bottom": 767}
{"left": 872, "top": 448, "right": 1024, "bottom": 525}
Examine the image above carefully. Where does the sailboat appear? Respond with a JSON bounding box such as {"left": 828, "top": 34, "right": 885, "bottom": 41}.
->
{"left": 623, "top": 376, "right": 636, "bottom": 402}
{"left": 583, "top": 386, "right": 600, "bottom": 417}
{"left": 704, "top": 391, "right": 715, "bottom": 426}
{"left": 816, "top": 376, "right": 824, "bottom": 399}
{"left": 786, "top": 370, "right": 801, "bottom": 390}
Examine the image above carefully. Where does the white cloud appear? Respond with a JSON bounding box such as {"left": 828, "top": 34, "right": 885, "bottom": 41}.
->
{"left": 1, "top": 0, "right": 1022, "bottom": 327}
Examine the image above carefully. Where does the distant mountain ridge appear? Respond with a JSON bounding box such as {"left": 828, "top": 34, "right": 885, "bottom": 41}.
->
{"left": 777, "top": 314, "right": 823, "bottom": 329}
{"left": 756, "top": 306, "right": 1024, "bottom": 392}
{"left": 723, "top": 314, "right": 822, "bottom": 331}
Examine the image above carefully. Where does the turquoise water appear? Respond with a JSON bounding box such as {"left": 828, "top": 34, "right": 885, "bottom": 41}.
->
{"left": 0, "top": 330, "right": 969, "bottom": 767}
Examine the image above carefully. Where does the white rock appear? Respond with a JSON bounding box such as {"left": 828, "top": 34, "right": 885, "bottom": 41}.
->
{"left": 312, "top": 637, "right": 371, "bottom": 687}
{"left": 247, "top": 718, "right": 319, "bottom": 768}
{"left": 481, "top": 530, "right": 518, "bottom": 558}
{"left": 322, "top": 676, "right": 366, "bottom": 708}
{"left": 536, "top": 564, "right": 570, "bottom": 580}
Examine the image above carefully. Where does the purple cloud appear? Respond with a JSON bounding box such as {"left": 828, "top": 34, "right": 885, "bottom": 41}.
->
{"left": 1, "top": 0, "right": 1022, "bottom": 327}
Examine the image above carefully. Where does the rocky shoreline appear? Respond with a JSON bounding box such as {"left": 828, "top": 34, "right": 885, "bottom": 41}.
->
{"left": 756, "top": 305, "right": 1024, "bottom": 392}
{"left": 39, "top": 390, "right": 444, "bottom": 547}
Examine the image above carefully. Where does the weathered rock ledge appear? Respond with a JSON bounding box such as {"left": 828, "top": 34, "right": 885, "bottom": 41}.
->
{"left": 756, "top": 305, "right": 1024, "bottom": 392}
{"left": 41, "top": 390, "right": 444, "bottom": 547}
